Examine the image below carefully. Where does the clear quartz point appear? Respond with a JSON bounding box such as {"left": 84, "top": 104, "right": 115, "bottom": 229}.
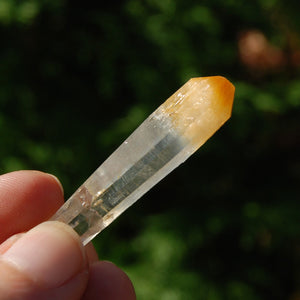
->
{"left": 51, "top": 76, "right": 235, "bottom": 245}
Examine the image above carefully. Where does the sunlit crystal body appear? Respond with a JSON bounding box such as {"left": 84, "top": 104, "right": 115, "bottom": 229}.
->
{"left": 51, "top": 76, "right": 235, "bottom": 245}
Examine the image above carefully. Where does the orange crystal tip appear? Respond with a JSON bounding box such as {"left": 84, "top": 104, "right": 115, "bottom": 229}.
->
{"left": 160, "top": 76, "right": 235, "bottom": 150}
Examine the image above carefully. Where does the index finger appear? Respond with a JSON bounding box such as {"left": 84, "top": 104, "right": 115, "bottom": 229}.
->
{"left": 0, "top": 171, "right": 64, "bottom": 243}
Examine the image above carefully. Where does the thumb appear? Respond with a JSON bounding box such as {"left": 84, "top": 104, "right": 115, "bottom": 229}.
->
{"left": 0, "top": 221, "right": 89, "bottom": 300}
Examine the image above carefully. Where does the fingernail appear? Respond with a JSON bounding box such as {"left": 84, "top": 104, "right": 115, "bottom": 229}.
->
{"left": 2, "top": 221, "right": 86, "bottom": 287}
{"left": 47, "top": 173, "right": 64, "bottom": 196}
{"left": 0, "top": 233, "right": 25, "bottom": 255}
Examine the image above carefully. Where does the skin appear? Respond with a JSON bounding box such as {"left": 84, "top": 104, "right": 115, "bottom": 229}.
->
{"left": 0, "top": 170, "right": 136, "bottom": 300}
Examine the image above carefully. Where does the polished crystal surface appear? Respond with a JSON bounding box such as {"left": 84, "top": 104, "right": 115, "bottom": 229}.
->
{"left": 51, "top": 76, "right": 235, "bottom": 245}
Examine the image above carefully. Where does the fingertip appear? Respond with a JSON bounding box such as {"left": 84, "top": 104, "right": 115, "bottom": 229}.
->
{"left": 0, "top": 171, "right": 65, "bottom": 242}
{"left": 0, "top": 221, "right": 89, "bottom": 299}
{"left": 83, "top": 261, "right": 136, "bottom": 300}
{"left": 2, "top": 221, "right": 87, "bottom": 286}
{"left": 85, "top": 243, "right": 99, "bottom": 263}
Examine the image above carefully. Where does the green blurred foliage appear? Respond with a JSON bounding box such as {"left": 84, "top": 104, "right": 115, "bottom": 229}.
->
{"left": 0, "top": 0, "right": 299, "bottom": 299}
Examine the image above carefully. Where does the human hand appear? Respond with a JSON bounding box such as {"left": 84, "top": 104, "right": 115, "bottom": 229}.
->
{"left": 0, "top": 171, "right": 136, "bottom": 300}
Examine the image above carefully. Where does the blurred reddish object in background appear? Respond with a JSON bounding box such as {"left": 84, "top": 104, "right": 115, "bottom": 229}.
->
{"left": 238, "top": 29, "right": 300, "bottom": 73}
{"left": 238, "top": 30, "right": 284, "bottom": 72}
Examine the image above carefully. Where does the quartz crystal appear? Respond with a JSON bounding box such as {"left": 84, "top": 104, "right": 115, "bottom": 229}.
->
{"left": 51, "top": 76, "right": 235, "bottom": 245}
